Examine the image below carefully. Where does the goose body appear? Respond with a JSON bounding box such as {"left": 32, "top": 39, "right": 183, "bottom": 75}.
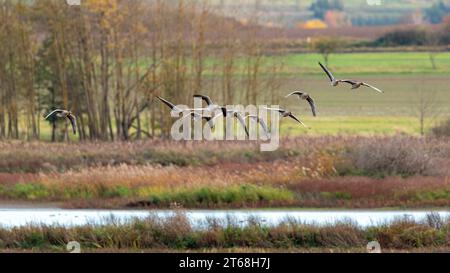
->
{"left": 209, "top": 107, "right": 249, "bottom": 137}
{"left": 338, "top": 80, "right": 383, "bottom": 93}
{"left": 157, "top": 96, "right": 216, "bottom": 129}
{"left": 319, "top": 62, "right": 383, "bottom": 93}
{"left": 193, "top": 94, "right": 223, "bottom": 113}
{"left": 245, "top": 115, "right": 270, "bottom": 139}
{"left": 285, "top": 91, "right": 317, "bottom": 117}
{"left": 264, "top": 107, "right": 308, "bottom": 128}
{"left": 45, "top": 109, "right": 77, "bottom": 135}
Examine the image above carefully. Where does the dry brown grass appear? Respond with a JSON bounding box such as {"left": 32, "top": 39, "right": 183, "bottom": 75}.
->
{"left": 0, "top": 136, "right": 447, "bottom": 174}
{"left": 0, "top": 136, "right": 448, "bottom": 208}
{"left": 288, "top": 176, "right": 450, "bottom": 208}
{"left": 0, "top": 162, "right": 448, "bottom": 209}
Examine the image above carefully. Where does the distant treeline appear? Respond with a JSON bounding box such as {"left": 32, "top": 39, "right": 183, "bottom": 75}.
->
{"left": 310, "top": 0, "right": 450, "bottom": 26}
{"left": 373, "top": 25, "right": 450, "bottom": 47}
{"left": 208, "top": 0, "right": 450, "bottom": 28}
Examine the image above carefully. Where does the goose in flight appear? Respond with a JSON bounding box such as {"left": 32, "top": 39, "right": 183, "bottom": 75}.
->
{"left": 232, "top": 111, "right": 250, "bottom": 137}
{"left": 193, "top": 94, "right": 233, "bottom": 130}
{"left": 193, "top": 94, "right": 223, "bottom": 113}
{"left": 245, "top": 115, "right": 270, "bottom": 139}
{"left": 285, "top": 91, "right": 317, "bottom": 117}
{"left": 193, "top": 95, "right": 252, "bottom": 132}
{"left": 318, "top": 62, "right": 383, "bottom": 93}
{"left": 156, "top": 96, "right": 184, "bottom": 112}
{"left": 45, "top": 109, "right": 77, "bottom": 135}
{"left": 264, "top": 107, "right": 308, "bottom": 128}
{"left": 210, "top": 108, "right": 249, "bottom": 137}
{"left": 156, "top": 96, "right": 215, "bottom": 128}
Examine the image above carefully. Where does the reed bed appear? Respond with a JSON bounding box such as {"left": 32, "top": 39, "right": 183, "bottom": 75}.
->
{"left": 1, "top": 213, "right": 450, "bottom": 252}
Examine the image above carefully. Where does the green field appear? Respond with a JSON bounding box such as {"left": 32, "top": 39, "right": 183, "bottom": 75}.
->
{"left": 278, "top": 52, "right": 450, "bottom": 75}
{"left": 201, "top": 52, "right": 450, "bottom": 76}
{"left": 281, "top": 116, "right": 433, "bottom": 136}
{"left": 205, "top": 52, "right": 450, "bottom": 117}
{"left": 231, "top": 52, "right": 450, "bottom": 135}
{"left": 36, "top": 52, "right": 450, "bottom": 141}
{"left": 148, "top": 52, "right": 450, "bottom": 77}
{"left": 35, "top": 115, "right": 435, "bottom": 142}
{"left": 277, "top": 75, "right": 450, "bottom": 116}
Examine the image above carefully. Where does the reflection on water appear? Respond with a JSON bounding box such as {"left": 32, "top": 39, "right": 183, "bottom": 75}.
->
{"left": 0, "top": 208, "right": 448, "bottom": 228}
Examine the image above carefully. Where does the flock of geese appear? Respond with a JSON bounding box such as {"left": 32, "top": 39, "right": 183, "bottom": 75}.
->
{"left": 45, "top": 62, "right": 383, "bottom": 137}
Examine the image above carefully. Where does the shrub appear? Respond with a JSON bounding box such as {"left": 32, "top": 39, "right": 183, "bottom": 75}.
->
{"left": 337, "top": 137, "right": 437, "bottom": 177}
{"left": 431, "top": 118, "right": 450, "bottom": 138}
{"left": 374, "top": 29, "right": 428, "bottom": 46}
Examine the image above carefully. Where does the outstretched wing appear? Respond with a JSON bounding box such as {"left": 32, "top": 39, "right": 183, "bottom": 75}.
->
{"left": 338, "top": 79, "right": 358, "bottom": 86}
{"left": 193, "top": 94, "right": 213, "bottom": 106}
{"left": 44, "top": 109, "right": 64, "bottom": 120}
{"left": 285, "top": 91, "right": 304, "bottom": 98}
{"left": 157, "top": 96, "right": 179, "bottom": 111}
{"left": 319, "top": 62, "right": 335, "bottom": 82}
{"left": 264, "top": 107, "right": 286, "bottom": 115}
{"left": 67, "top": 114, "right": 77, "bottom": 135}
{"left": 247, "top": 115, "right": 270, "bottom": 139}
{"left": 203, "top": 116, "right": 216, "bottom": 129}
{"left": 182, "top": 112, "right": 216, "bottom": 129}
{"left": 220, "top": 107, "right": 228, "bottom": 117}
{"left": 190, "top": 112, "right": 202, "bottom": 119}
{"left": 182, "top": 112, "right": 198, "bottom": 121}
{"left": 246, "top": 115, "right": 259, "bottom": 121}
{"left": 255, "top": 116, "right": 270, "bottom": 138}
{"left": 306, "top": 96, "right": 317, "bottom": 117}
{"left": 257, "top": 118, "right": 269, "bottom": 135}
{"left": 288, "top": 114, "right": 308, "bottom": 128}
{"left": 234, "top": 113, "right": 249, "bottom": 137}
{"left": 362, "top": 82, "right": 383, "bottom": 93}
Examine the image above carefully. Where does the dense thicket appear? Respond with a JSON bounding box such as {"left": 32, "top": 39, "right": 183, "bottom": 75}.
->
{"left": 373, "top": 26, "right": 450, "bottom": 47}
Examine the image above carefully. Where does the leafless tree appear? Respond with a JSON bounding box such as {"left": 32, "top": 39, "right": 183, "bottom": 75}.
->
{"left": 412, "top": 84, "right": 439, "bottom": 136}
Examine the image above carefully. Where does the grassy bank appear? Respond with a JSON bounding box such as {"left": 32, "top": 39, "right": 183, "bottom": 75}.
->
{"left": 1, "top": 213, "right": 450, "bottom": 252}
{"left": 1, "top": 176, "right": 450, "bottom": 209}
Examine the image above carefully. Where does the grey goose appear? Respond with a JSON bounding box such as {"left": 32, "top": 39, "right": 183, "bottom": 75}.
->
{"left": 156, "top": 96, "right": 215, "bottom": 128}
{"left": 319, "top": 62, "right": 383, "bottom": 93}
{"left": 45, "top": 109, "right": 77, "bottom": 135}
{"left": 264, "top": 107, "right": 308, "bottom": 128}
{"left": 285, "top": 91, "right": 317, "bottom": 117}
